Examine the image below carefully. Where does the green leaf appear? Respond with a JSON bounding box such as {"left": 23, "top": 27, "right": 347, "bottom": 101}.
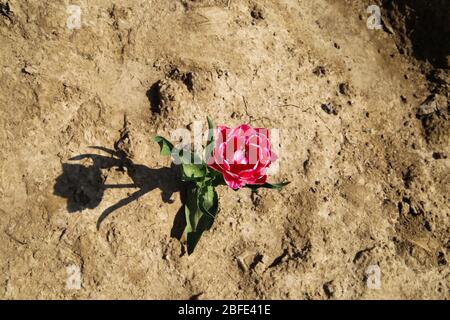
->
{"left": 246, "top": 181, "right": 290, "bottom": 190}
{"left": 184, "top": 188, "right": 198, "bottom": 230}
{"left": 203, "top": 168, "right": 226, "bottom": 186}
{"left": 205, "top": 116, "right": 215, "bottom": 162}
{"left": 184, "top": 185, "right": 219, "bottom": 255}
{"left": 153, "top": 136, "right": 174, "bottom": 157}
{"left": 184, "top": 188, "right": 202, "bottom": 254}
{"left": 198, "top": 185, "right": 218, "bottom": 223}
{"left": 172, "top": 147, "right": 204, "bottom": 165}
{"left": 181, "top": 163, "right": 207, "bottom": 182}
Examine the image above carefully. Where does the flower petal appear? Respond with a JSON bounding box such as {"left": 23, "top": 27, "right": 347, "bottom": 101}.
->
{"left": 223, "top": 172, "right": 246, "bottom": 190}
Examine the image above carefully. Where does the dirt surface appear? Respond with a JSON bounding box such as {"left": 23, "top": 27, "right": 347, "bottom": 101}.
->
{"left": 0, "top": 0, "right": 449, "bottom": 299}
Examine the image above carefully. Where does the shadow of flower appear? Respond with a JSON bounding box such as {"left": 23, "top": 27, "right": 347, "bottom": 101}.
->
{"left": 54, "top": 146, "right": 186, "bottom": 232}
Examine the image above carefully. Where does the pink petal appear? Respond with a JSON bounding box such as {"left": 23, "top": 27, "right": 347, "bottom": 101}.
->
{"left": 252, "top": 174, "right": 267, "bottom": 185}
{"left": 216, "top": 125, "right": 230, "bottom": 141}
{"left": 255, "top": 128, "right": 270, "bottom": 139}
{"left": 223, "top": 172, "right": 246, "bottom": 190}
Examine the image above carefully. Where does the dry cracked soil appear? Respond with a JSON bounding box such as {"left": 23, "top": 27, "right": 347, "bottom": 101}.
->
{"left": 0, "top": 0, "right": 449, "bottom": 299}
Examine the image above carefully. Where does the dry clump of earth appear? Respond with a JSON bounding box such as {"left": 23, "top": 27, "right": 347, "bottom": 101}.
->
{"left": 0, "top": 0, "right": 448, "bottom": 299}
